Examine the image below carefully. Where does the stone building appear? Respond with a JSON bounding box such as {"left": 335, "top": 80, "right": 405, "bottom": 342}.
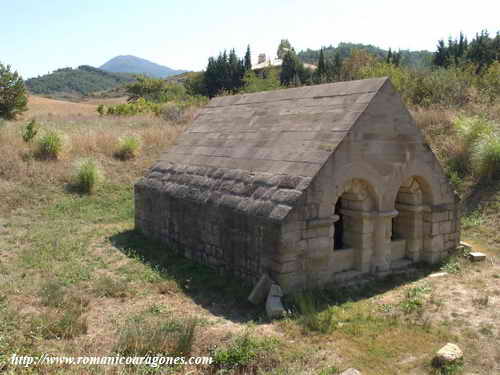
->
{"left": 135, "top": 77, "right": 460, "bottom": 293}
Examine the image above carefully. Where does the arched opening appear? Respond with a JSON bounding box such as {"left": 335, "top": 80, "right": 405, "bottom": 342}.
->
{"left": 332, "top": 179, "right": 377, "bottom": 274}
{"left": 391, "top": 176, "right": 429, "bottom": 265}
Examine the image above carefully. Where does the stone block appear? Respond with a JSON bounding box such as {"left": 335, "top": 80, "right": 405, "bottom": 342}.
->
{"left": 269, "top": 283, "right": 284, "bottom": 297}
{"left": 424, "top": 235, "right": 444, "bottom": 252}
{"left": 266, "top": 294, "right": 285, "bottom": 319}
{"left": 248, "top": 274, "right": 273, "bottom": 305}
{"left": 433, "top": 343, "right": 463, "bottom": 366}
{"left": 340, "top": 369, "right": 362, "bottom": 375}
{"left": 469, "top": 252, "right": 486, "bottom": 262}
{"left": 439, "top": 221, "right": 452, "bottom": 234}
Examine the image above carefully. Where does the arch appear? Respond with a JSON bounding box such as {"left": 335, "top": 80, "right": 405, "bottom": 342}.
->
{"left": 331, "top": 178, "right": 378, "bottom": 273}
{"left": 330, "top": 162, "right": 384, "bottom": 211}
{"left": 390, "top": 175, "right": 432, "bottom": 264}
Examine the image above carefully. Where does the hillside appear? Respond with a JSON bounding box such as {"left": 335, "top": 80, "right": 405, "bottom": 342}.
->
{"left": 298, "top": 42, "right": 433, "bottom": 68}
{"left": 25, "top": 65, "right": 134, "bottom": 96}
{"left": 100, "top": 55, "right": 188, "bottom": 78}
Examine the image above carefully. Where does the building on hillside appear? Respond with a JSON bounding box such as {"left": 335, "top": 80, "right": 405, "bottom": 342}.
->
{"left": 252, "top": 53, "right": 317, "bottom": 73}
{"left": 134, "top": 77, "right": 461, "bottom": 293}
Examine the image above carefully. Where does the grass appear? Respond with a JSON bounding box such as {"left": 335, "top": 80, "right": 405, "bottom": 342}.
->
{"left": 92, "top": 275, "right": 129, "bottom": 298}
{"left": 472, "top": 134, "right": 500, "bottom": 180}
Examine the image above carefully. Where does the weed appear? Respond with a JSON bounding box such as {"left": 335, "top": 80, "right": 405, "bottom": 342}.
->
{"left": 399, "top": 285, "right": 431, "bottom": 314}
{"left": 38, "top": 279, "right": 66, "bottom": 307}
{"left": 294, "top": 293, "right": 335, "bottom": 334}
{"left": 115, "top": 135, "right": 142, "bottom": 160}
{"left": 31, "top": 305, "right": 87, "bottom": 339}
{"left": 93, "top": 275, "right": 129, "bottom": 298}
{"left": 472, "top": 294, "right": 489, "bottom": 307}
{"left": 72, "top": 157, "right": 104, "bottom": 194}
{"left": 318, "top": 367, "right": 340, "bottom": 375}
{"left": 213, "top": 332, "right": 278, "bottom": 370}
{"left": 115, "top": 316, "right": 198, "bottom": 356}
{"left": 21, "top": 119, "right": 39, "bottom": 143}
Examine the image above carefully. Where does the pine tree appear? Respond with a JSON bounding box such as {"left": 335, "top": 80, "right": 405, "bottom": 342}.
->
{"left": 433, "top": 39, "right": 449, "bottom": 67}
{"left": 277, "top": 39, "right": 292, "bottom": 59}
{"left": 386, "top": 48, "right": 392, "bottom": 64}
{"left": 244, "top": 45, "right": 252, "bottom": 71}
{"left": 0, "top": 62, "right": 28, "bottom": 119}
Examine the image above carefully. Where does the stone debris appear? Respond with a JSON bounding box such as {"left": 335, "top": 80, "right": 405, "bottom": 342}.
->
{"left": 339, "top": 369, "right": 362, "bottom": 375}
{"left": 265, "top": 283, "right": 285, "bottom": 319}
{"left": 248, "top": 274, "right": 273, "bottom": 305}
{"left": 429, "top": 272, "right": 448, "bottom": 278}
{"left": 434, "top": 343, "right": 463, "bottom": 366}
{"left": 469, "top": 252, "right": 486, "bottom": 262}
{"left": 458, "top": 241, "right": 472, "bottom": 251}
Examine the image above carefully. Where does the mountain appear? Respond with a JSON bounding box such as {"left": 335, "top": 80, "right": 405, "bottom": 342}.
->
{"left": 298, "top": 42, "right": 433, "bottom": 69}
{"left": 25, "top": 65, "right": 134, "bottom": 96}
{"left": 100, "top": 55, "right": 188, "bottom": 78}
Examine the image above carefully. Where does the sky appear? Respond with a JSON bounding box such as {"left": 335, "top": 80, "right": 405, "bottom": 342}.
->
{"left": 1, "top": 0, "right": 499, "bottom": 79}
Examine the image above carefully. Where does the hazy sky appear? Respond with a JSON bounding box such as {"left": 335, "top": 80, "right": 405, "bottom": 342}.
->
{"left": 1, "top": 0, "right": 499, "bottom": 79}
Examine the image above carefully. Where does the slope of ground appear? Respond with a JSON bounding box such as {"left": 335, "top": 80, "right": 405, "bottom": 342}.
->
{"left": 25, "top": 65, "right": 134, "bottom": 96}
{"left": 0, "top": 98, "right": 498, "bottom": 374}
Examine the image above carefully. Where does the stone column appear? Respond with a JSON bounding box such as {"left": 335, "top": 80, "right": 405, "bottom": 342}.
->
{"left": 372, "top": 210, "right": 398, "bottom": 274}
{"left": 395, "top": 203, "right": 427, "bottom": 262}
{"left": 339, "top": 209, "right": 375, "bottom": 273}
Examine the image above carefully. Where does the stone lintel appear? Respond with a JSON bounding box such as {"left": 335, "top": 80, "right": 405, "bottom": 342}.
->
{"left": 395, "top": 203, "right": 430, "bottom": 213}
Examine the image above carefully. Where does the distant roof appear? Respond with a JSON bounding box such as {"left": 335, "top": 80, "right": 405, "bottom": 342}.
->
{"left": 252, "top": 58, "right": 317, "bottom": 71}
{"left": 139, "top": 77, "right": 389, "bottom": 222}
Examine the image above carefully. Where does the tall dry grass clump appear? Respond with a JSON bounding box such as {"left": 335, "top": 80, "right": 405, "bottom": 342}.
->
{"left": 72, "top": 158, "right": 104, "bottom": 194}
{"left": 472, "top": 135, "right": 500, "bottom": 180}
{"left": 35, "top": 129, "right": 69, "bottom": 160}
{"left": 115, "top": 135, "right": 142, "bottom": 160}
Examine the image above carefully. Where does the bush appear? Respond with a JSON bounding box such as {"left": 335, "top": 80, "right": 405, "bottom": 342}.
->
{"left": 115, "top": 135, "right": 142, "bottom": 160}
{"left": 472, "top": 135, "right": 500, "bottom": 180}
{"left": 35, "top": 130, "right": 66, "bottom": 160}
{"left": 0, "top": 62, "right": 28, "bottom": 119}
{"left": 73, "top": 158, "right": 104, "bottom": 194}
{"left": 21, "top": 119, "right": 39, "bottom": 143}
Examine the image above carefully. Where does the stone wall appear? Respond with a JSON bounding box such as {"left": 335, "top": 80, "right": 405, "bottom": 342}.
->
{"left": 134, "top": 180, "right": 280, "bottom": 284}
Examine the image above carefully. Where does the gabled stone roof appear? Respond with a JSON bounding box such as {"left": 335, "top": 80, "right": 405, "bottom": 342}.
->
{"left": 137, "top": 77, "right": 389, "bottom": 222}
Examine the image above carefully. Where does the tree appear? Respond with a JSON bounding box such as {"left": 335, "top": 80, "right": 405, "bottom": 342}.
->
{"left": 0, "top": 62, "right": 28, "bottom": 119}
{"left": 280, "top": 49, "right": 308, "bottom": 86}
{"left": 433, "top": 39, "right": 449, "bottom": 68}
{"left": 277, "top": 39, "right": 292, "bottom": 59}
{"left": 244, "top": 45, "right": 252, "bottom": 71}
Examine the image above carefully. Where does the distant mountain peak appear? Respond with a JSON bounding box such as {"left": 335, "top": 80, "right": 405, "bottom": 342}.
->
{"left": 100, "top": 55, "right": 188, "bottom": 78}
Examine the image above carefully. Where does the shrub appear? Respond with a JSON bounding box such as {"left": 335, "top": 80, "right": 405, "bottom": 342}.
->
{"left": 160, "top": 102, "right": 183, "bottom": 122}
{"left": 0, "top": 62, "right": 28, "bottom": 119}
{"left": 96, "top": 104, "right": 106, "bottom": 116}
{"left": 115, "top": 317, "right": 198, "bottom": 356}
{"left": 22, "top": 119, "right": 39, "bottom": 143}
{"left": 472, "top": 135, "right": 500, "bottom": 180}
{"left": 72, "top": 158, "right": 104, "bottom": 194}
{"left": 35, "top": 129, "right": 66, "bottom": 160}
{"left": 115, "top": 135, "right": 142, "bottom": 160}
